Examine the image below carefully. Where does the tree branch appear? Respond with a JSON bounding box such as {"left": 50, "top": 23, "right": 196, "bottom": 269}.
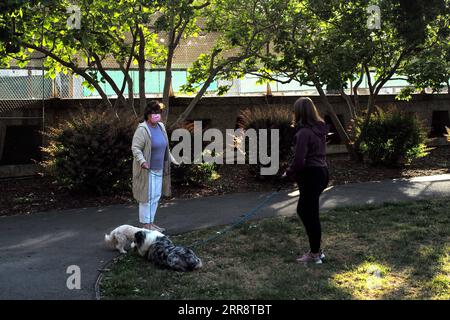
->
{"left": 20, "top": 41, "right": 113, "bottom": 109}
{"left": 374, "top": 47, "right": 413, "bottom": 96}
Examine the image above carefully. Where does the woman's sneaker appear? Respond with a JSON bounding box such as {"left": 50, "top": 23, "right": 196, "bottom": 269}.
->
{"left": 296, "top": 252, "right": 323, "bottom": 264}
{"left": 319, "top": 249, "right": 325, "bottom": 260}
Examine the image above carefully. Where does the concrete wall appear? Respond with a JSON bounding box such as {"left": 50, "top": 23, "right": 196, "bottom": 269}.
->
{"left": 1, "top": 94, "right": 449, "bottom": 177}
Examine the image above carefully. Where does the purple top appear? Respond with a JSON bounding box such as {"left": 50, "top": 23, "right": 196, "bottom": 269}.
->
{"left": 146, "top": 122, "right": 167, "bottom": 170}
{"left": 286, "top": 121, "right": 329, "bottom": 180}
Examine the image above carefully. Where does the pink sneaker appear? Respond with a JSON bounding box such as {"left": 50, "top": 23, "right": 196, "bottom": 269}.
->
{"left": 296, "top": 252, "right": 323, "bottom": 264}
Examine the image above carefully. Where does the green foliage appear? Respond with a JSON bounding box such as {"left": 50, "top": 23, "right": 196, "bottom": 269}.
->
{"left": 40, "top": 109, "right": 138, "bottom": 195}
{"left": 181, "top": 52, "right": 222, "bottom": 94}
{"left": 250, "top": 0, "right": 446, "bottom": 153}
{"left": 359, "top": 107, "right": 429, "bottom": 167}
{"left": 402, "top": 5, "right": 450, "bottom": 98}
{"left": 396, "top": 87, "right": 415, "bottom": 102}
{"left": 393, "top": 0, "right": 446, "bottom": 45}
{"left": 238, "top": 105, "right": 295, "bottom": 179}
{"left": 154, "top": 0, "right": 204, "bottom": 38}
{"left": 1, "top": 0, "right": 167, "bottom": 105}
{"left": 181, "top": 0, "right": 286, "bottom": 96}
{"left": 403, "top": 48, "right": 450, "bottom": 95}
{"left": 264, "top": 0, "right": 445, "bottom": 91}
{"left": 260, "top": 0, "right": 371, "bottom": 91}
{"left": 171, "top": 161, "right": 218, "bottom": 187}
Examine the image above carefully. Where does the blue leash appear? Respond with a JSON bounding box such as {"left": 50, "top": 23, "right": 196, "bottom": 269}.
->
{"left": 188, "top": 186, "right": 282, "bottom": 249}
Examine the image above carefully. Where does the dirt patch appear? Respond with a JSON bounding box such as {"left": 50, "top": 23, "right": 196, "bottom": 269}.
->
{"left": 328, "top": 146, "right": 450, "bottom": 185}
{"left": 0, "top": 146, "right": 448, "bottom": 217}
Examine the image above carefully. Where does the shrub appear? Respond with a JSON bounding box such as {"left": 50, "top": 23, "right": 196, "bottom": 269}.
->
{"left": 40, "top": 108, "right": 138, "bottom": 195}
{"left": 171, "top": 161, "right": 218, "bottom": 187}
{"left": 360, "top": 107, "right": 429, "bottom": 167}
{"left": 238, "top": 105, "right": 296, "bottom": 180}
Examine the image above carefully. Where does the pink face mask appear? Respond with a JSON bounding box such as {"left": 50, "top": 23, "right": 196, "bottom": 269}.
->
{"left": 150, "top": 114, "right": 161, "bottom": 122}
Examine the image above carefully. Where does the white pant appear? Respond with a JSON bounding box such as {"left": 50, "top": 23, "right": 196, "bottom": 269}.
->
{"left": 139, "top": 169, "right": 163, "bottom": 224}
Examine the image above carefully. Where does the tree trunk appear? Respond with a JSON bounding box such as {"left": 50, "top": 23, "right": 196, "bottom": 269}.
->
{"left": 92, "top": 54, "right": 127, "bottom": 109}
{"left": 340, "top": 89, "right": 357, "bottom": 120}
{"left": 169, "top": 48, "right": 223, "bottom": 130}
{"left": 351, "top": 65, "right": 380, "bottom": 160}
{"left": 119, "top": 64, "right": 137, "bottom": 117}
{"left": 138, "top": 27, "right": 146, "bottom": 115}
{"left": 354, "top": 93, "right": 376, "bottom": 157}
{"left": 353, "top": 67, "right": 364, "bottom": 116}
{"left": 315, "top": 83, "right": 359, "bottom": 160}
{"left": 340, "top": 88, "right": 361, "bottom": 141}
{"left": 169, "top": 72, "right": 217, "bottom": 130}
{"left": 90, "top": 80, "right": 114, "bottom": 111}
{"left": 162, "top": 45, "right": 175, "bottom": 123}
{"left": 126, "top": 72, "right": 136, "bottom": 117}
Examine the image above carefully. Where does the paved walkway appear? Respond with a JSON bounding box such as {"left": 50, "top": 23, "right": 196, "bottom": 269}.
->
{"left": 0, "top": 174, "right": 449, "bottom": 300}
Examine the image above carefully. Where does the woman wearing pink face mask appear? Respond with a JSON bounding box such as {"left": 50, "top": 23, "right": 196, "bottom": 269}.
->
{"left": 131, "top": 100, "right": 177, "bottom": 232}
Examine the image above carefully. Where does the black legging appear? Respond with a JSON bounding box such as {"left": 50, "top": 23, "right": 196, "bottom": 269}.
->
{"left": 296, "top": 166, "right": 329, "bottom": 254}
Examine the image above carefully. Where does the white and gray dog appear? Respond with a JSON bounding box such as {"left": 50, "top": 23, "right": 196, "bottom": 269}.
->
{"left": 104, "top": 224, "right": 150, "bottom": 254}
{"left": 133, "top": 230, "right": 203, "bottom": 272}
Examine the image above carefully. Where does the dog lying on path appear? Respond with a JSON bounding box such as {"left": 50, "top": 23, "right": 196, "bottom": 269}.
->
{"left": 133, "top": 230, "right": 203, "bottom": 272}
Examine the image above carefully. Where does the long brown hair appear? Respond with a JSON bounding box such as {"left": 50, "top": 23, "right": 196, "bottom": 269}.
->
{"left": 293, "top": 97, "right": 324, "bottom": 127}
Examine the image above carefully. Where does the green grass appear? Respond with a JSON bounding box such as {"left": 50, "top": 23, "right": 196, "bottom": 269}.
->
{"left": 100, "top": 197, "right": 450, "bottom": 300}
